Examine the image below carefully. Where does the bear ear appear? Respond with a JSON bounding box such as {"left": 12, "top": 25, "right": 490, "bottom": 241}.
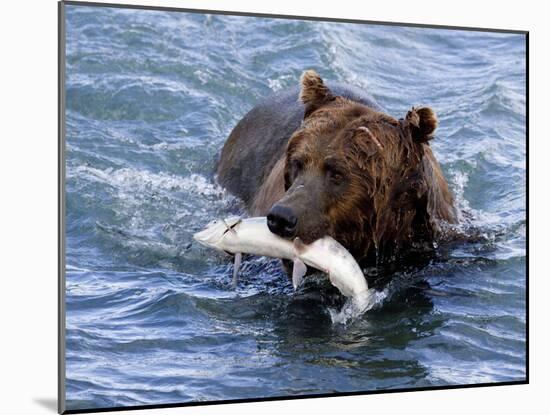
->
{"left": 299, "top": 70, "right": 334, "bottom": 117}
{"left": 405, "top": 106, "right": 438, "bottom": 143}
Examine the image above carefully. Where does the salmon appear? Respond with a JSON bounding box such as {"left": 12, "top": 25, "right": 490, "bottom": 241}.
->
{"left": 193, "top": 216, "right": 373, "bottom": 314}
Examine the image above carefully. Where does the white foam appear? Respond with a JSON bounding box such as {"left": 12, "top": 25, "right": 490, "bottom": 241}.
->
{"left": 267, "top": 74, "right": 293, "bottom": 92}
{"left": 328, "top": 288, "right": 388, "bottom": 325}
{"left": 69, "top": 165, "right": 225, "bottom": 198}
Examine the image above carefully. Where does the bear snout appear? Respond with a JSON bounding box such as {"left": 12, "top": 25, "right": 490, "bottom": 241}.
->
{"left": 267, "top": 204, "right": 298, "bottom": 238}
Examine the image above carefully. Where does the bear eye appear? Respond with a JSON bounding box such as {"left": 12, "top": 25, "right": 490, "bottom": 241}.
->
{"left": 326, "top": 168, "right": 344, "bottom": 184}
{"left": 324, "top": 159, "right": 346, "bottom": 185}
{"left": 291, "top": 159, "right": 304, "bottom": 173}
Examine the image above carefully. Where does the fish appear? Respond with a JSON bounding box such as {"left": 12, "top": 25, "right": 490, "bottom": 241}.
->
{"left": 193, "top": 216, "right": 373, "bottom": 314}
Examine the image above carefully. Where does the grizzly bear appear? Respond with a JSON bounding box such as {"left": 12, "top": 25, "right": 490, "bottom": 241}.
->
{"left": 216, "top": 70, "right": 457, "bottom": 274}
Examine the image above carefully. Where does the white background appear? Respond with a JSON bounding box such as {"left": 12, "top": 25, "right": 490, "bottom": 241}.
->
{"left": 0, "top": 0, "right": 546, "bottom": 414}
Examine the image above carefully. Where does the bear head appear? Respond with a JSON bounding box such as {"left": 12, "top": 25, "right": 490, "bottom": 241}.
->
{"left": 266, "top": 70, "right": 441, "bottom": 260}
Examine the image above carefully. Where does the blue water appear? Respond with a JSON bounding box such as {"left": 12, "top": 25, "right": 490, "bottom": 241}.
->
{"left": 63, "top": 5, "right": 527, "bottom": 411}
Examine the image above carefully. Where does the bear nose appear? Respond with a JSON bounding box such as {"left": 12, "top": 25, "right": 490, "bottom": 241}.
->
{"left": 267, "top": 204, "right": 297, "bottom": 238}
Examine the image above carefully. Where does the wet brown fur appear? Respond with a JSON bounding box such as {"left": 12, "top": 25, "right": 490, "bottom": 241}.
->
{"left": 224, "top": 70, "right": 457, "bottom": 263}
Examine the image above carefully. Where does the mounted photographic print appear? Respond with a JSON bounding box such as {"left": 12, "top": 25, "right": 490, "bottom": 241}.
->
{"left": 58, "top": 1, "right": 528, "bottom": 413}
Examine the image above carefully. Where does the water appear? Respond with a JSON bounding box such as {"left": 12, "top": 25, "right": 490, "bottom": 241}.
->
{"left": 63, "top": 4, "right": 527, "bottom": 411}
